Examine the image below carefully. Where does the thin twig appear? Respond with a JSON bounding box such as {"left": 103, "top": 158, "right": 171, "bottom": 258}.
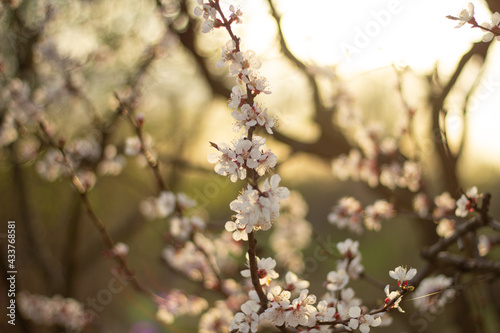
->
{"left": 39, "top": 120, "right": 152, "bottom": 295}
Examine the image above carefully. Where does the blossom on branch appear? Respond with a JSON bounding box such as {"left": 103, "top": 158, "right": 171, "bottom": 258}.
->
{"left": 229, "top": 300, "right": 260, "bottom": 333}
{"left": 389, "top": 266, "right": 416, "bottom": 288}
{"left": 328, "top": 197, "right": 363, "bottom": 234}
{"left": 194, "top": 0, "right": 219, "bottom": 33}
{"left": 433, "top": 191, "right": 456, "bottom": 219}
{"left": 232, "top": 103, "right": 275, "bottom": 134}
{"left": 455, "top": 186, "right": 480, "bottom": 217}
{"left": 326, "top": 269, "right": 349, "bottom": 291}
{"left": 285, "top": 289, "right": 317, "bottom": 327}
{"left": 480, "top": 12, "right": 500, "bottom": 42}
{"left": 348, "top": 305, "right": 382, "bottom": 333}
{"left": 384, "top": 285, "right": 404, "bottom": 313}
{"left": 448, "top": 3, "right": 476, "bottom": 28}
{"left": 241, "top": 256, "right": 279, "bottom": 286}
{"left": 226, "top": 174, "right": 289, "bottom": 238}
{"left": 284, "top": 271, "right": 310, "bottom": 292}
{"left": 263, "top": 286, "right": 291, "bottom": 326}
{"left": 208, "top": 137, "right": 277, "bottom": 182}
{"left": 139, "top": 191, "right": 176, "bottom": 220}
{"left": 364, "top": 200, "right": 395, "bottom": 231}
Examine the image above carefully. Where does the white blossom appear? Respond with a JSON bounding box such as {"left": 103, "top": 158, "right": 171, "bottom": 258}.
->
{"left": 229, "top": 174, "right": 288, "bottom": 235}
{"left": 229, "top": 86, "right": 246, "bottom": 109}
{"left": 478, "top": 234, "right": 491, "bottom": 256}
{"left": 240, "top": 71, "right": 271, "bottom": 95}
{"left": 453, "top": 3, "right": 475, "bottom": 28}
{"left": 229, "top": 5, "right": 243, "bottom": 24}
{"left": 207, "top": 142, "right": 243, "bottom": 182}
{"left": 217, "top": 40, "right": 237, "bottom": 68}
{"left": 455, "top": 186, "right": 480, "bottom": 217}
{"left": 18, "top": 291, "right": 90, "bottom": 331}
{"left": 285, "top": 289, "right": 317, "bottom": 327}
{"left": 315, "top": 300, "right": 336, "bottom": 322}
{"left": 225, "top": 220, "right": 249, "bottom": 241}
{"left": 364, "top": 200, "right": 395, "bottom": 231}
{"left": 155, "top": 289, "right": 208, "bottom": 325}
{"left": 284, "top": 271, "right": 310, "bottom": 293}
{"left": 263, "top": 286, "right": 291, "bottom": 326}
{"left": 337, "top": 238, "right": 360, "bottom": 258}
{"left": 337, "top": 255, "right": 364, "bottom": 279}
{"left": 389, "top": 266, "right": 417, "bottom": 288}
{"left": 326, "top": 269, "right": 349, "bottom": 291}
{"left": 384, "top": 285, "right": 404, "bottom": 313}
{"left": 111, "top": 242, "right": 129, "bottom": 257}
{"left": 194, "top": 0, "right": 218, "bottom": 33}
{"left": 240, "top": 256, "right": 279, "bottom": 286}
{"left": 480, "top": 12, "right": 500, "bottom": 42}
{"left": 199, "top": 301, "right": 233, "bottom": 333}
{"left": 229, "top": 50, "right": 262, "bottom": 76}
{"left": 139, "top": 191, "right": 176, "bottom": 220}
{"left": 170, "top": 215, "right": 205, "bottom": 241}
{"left": 413, "top": 193, "right": 430, "bottom": 218}
{"left": 229, "top": 300, "right": 260, "bottom": 333}
{"left": 433, "top": 192, "right": 456, "bottom": 219}
{"left": 328, "top": 197, "right": 363, "bottom": 234}
{"left": 232, "top": 103, "right": 275, "bottom": 134}
{"left": 348, "top": 309, "right": 382, "bottom": 333}
{"left": 436, "top": 218, "right": 455, "bottom": 238}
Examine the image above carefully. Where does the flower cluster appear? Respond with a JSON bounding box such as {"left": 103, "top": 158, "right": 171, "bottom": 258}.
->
{"left": 208, "top": 136, "right": 277, "bottom": 182}
{"left": 449, "top": 3, "right": 500, "bottom": 42}
{"left": 225, "top": 174, "right": 289, "bottom": 240}
{"left": 455, "top": 186, "right": 481, "bottom": 218}
{"left": 199, "top": 301, "right": 234, "bottom": 333}
{"left": 193, "top": 0, "right": 220, "bottom": 33}
{"left": 140, "top": 191, "right": 197, "bottom": 221}
{"left": 328, "top": 197, "right": 395, "bottom": 233}
{"left": 194, "top": 3, "right": 424, "bottom": 333}
{"left": 155, "top": 289, "right": 208, "bottom": 325}
{"left": 235, "top": 264, "right": 413, "bottom": 331}
{"left": 162, "top": 241, "right": 218, "bottom": 288}
{"left": 18, "top": 291, "right": 90, "bottom": 331}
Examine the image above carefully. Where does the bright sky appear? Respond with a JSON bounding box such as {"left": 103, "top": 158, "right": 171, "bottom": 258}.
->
{"left": 218, "top": 0, "right": 500, "bottom": 169}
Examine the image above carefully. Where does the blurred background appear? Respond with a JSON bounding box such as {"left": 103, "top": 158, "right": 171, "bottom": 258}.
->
{"left": 1, "top": 0, "right": 500, "bottom": 332}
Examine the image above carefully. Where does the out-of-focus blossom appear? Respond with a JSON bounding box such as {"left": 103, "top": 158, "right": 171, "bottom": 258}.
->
{"left": 413, "top": 275, "right": 455, "bottom": 314}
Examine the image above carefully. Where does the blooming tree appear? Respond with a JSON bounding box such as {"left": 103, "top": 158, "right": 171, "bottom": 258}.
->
{"left": 1, "top": 1, "right": 500, "bottom": 333}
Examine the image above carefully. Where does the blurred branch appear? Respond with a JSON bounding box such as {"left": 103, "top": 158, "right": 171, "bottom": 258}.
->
{"left": 166, "top": 0, "right": 232, "bottom": 98}
{"left": 266, "top": 0, "right": 321, "bottom": 107}
{"left": 422, "top": 216, "right": 484, "bottom": 260}
{"left": 247, "top": 232, "right": 268, "bottom": 314}
{"left": 430, "top": 41, "right": 491, "bottom": 193}
{"left": 435, "top": 252, "right": 500, "bottom": 275}
{"left": 9, "top": 2, "right": 55, "bottom": 85}
{"left": 266, "top": 0, "right": 352, "bottom": 159}
{"left": 61, "top": 193, "right": 84, "bottom": 297}
{"left": 39, "top": 121, "right": 152, "bottom": 296}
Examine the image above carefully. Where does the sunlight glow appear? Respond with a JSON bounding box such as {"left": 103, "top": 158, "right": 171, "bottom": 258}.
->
{"left": 227, "top": 0, "right": 500, "bottom": 166}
